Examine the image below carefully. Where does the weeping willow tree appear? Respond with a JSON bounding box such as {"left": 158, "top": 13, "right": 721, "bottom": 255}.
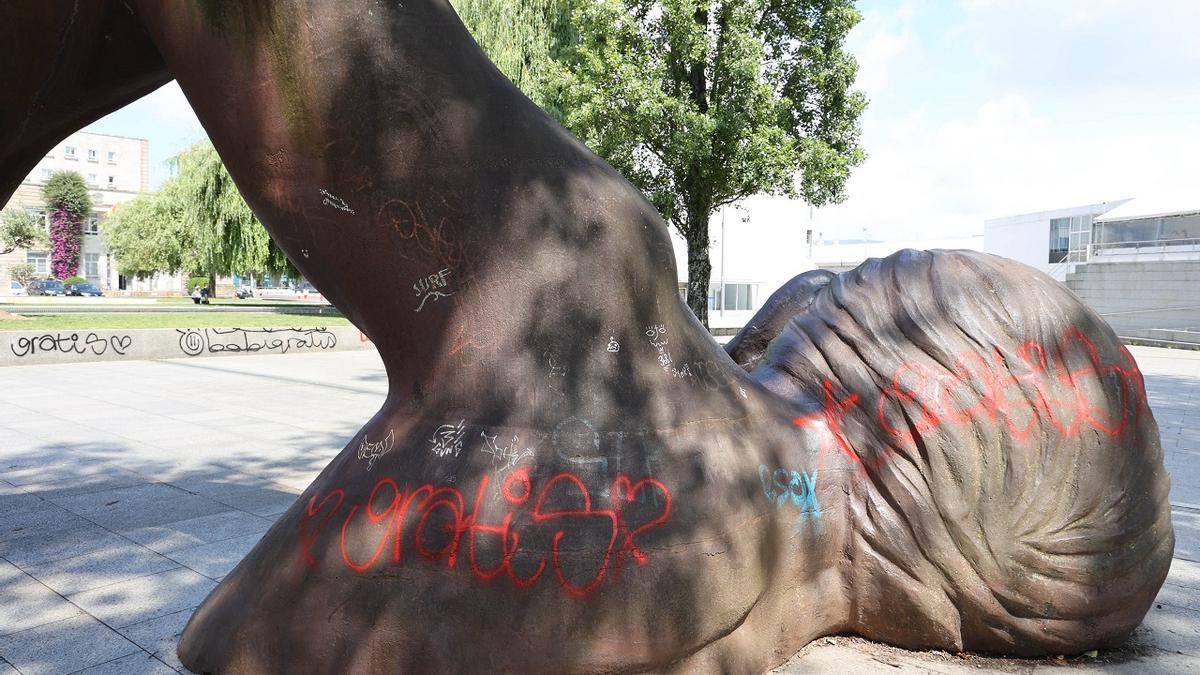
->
{"left": 451, "top": 0, "right": 571, "bottom": 114}
{"left": 172, "top": 141, "right": 294, "bottom": 292}
{"left": 105, "top": 140, "right": 296, "bottom": 294}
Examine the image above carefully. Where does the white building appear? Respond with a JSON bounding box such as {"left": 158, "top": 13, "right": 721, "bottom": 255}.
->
{"left": 982, "top": 199, "right": 1131, "bottom": 280}
{"left": 983, "top": 197, "right": 1200, "bottom": 281}
{"left": 670, "top": 197, "right": 817, "bottom": 333}
{"left": 0, "top": 131, "right": 182, "bottom": 295}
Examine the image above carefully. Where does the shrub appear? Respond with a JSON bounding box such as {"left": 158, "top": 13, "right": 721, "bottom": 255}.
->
{"left": 62, "top": 275, "right": 87, "bottom": 285}
{"left": 188, "top": 276, "right": 210, "bottom": 292}
{"left": 7, "top": 263, "right": 35, "bottom": 285}
{"left": 43, "top": 171, "right": 91, "bottom": 281}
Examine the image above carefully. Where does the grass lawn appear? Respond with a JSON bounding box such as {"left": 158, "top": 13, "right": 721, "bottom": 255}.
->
{"left": 0, "top": 312, "right": 353, "bottom": 331}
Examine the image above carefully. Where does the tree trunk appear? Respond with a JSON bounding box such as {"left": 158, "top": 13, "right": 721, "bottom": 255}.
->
{"left": 685, "top": 212, "right": 712, "bottom": 329}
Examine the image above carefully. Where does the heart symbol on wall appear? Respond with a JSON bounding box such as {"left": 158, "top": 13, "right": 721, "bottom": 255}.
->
{"left": 110, "top": 336, "right": 132, "bottom": 355}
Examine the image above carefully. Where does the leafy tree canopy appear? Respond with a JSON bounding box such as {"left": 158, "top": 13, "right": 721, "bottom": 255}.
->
{"left": 42, "top": 170, "right": 92, "bottom": 218}
{"left": 451, "top": 0, "right": 573, "bottom": 115}
{"left": 105, "top": 140, "right": 296, "bottom": 283}
{"left": 7, "top": 263, "right": 35, "bottom": 285}
{"left": 0, "top": 208, "right": 49, "bottom": 255}
{"left": 456, "top": 0, "right": 867, "bottom": 326}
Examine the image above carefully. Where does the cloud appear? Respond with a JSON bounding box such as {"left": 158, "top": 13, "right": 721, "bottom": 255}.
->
{"left": 786, "top": 0, "right": 1200, "bottom": 242}
{"left": 812, "top": 90, "right": 1200, "bottom": 239}
{"left": 849, "top": 1, "right": 916, "bottom": 97}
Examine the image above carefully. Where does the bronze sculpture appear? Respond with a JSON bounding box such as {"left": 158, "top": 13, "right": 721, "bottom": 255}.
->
{"left": 0, "top": 2, "right": 1173, "bottom": 672}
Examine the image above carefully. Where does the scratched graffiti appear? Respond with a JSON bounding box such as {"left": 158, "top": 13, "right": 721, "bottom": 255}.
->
{"left": 480, "top": 431, "right": 535, "bottom": 473}
{"left": 177, "top": 328, "right": 337, "bottom": 356}
{"left": 644, "top": 323, "right": 694, "bottom": 379}
{"left": 299, "top": 468, "right": 672, "bottom": 598}
{"left": 357, "top": 430, "right": 395, "bottom": 471}
{"left": 758, "top": 465, "right": 822, "bottom": 532}
{"left": 378, "top": 198, "right": 465, "bottom": 270}
{"left": 320, "top": 188, "right": 356, "bottom": 215}
{"left": 606, "top": 336, "right": 620, "bottom": 353}
{"left": 9, "top": 332, "right": 133, "bottom": 358}
{"left": 430, "top": 420, "right": 466, "bottom": 458}
{"left": 793, "top": 328, "right": 1149, "bottom": 473}
{"left": 413, "top": 268, "right": 453, "bottom": 312}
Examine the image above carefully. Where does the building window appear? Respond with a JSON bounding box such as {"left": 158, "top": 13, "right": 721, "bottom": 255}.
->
{"left": 64, "top": 146, "right": 76, "bottom": 159}
{"left": 39, "top": 168, "right": 50, "bottom": 180}
{"left": 84, "top": 253, "right": 100, "bottom": 281}
{"left": 1048, "top": 217, "right": 1070, "bottom": 263}
{"left": 84, "top": 217, "right": 100, "bottom": 235}
{"left": 24, "top": 208, "right": 48, "bottom": 231}
{"left": 87, "top": 149, "right": 98, "bottom": 162}
{"left": 26, "top": 253, "right": 48, "bottom": 276}
{"left": 87, "top": 173, "right": 97, "bottom": 185}
{"left": 723, "top": 283, "right": 754, "bottom": 311}
{"left": 107, "top": 151, "right": 117, "bottom": 163}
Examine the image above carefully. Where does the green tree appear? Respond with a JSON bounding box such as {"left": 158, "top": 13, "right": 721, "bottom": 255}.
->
{"left": 538, "top": 0, "right": 866, "bottom": 327}
{"left": 7, "top": 263, "right": 35, "bottom": 285}
{"left": 104, "top": 139, "right": 295, "bottom": 294}
{"left": 103, "top": 183, "right": 187, "bottom": 279}
{"left": 451, "top": 0, "right": 572, "bottom": 114}
{"left": 42, "top": 171, "right": 92, "bottom": 280}
{"left": 172, "top": 141, "right": 294, "bottom": 293}
{"left": 0, "top": 208, "right": 49, "bottom": 254}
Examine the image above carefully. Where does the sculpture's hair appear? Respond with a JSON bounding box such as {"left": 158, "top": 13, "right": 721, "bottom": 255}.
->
{"left": 749, "top": 249, "right": 1174, "bottom": 655}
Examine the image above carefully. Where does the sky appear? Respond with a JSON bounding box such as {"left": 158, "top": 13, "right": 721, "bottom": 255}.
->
{"left": 84, "top": 0, "right": 1200, "bottom": 241}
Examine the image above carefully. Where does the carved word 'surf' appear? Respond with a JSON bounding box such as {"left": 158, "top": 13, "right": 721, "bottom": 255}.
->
{"left": 299, "top": 468, "right": 672, "bottom": 598}
{"left": 413, "top": 268, "right": 453, "bottom": 312}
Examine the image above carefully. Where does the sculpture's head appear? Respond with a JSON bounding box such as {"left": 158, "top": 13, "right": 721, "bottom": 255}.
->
{"left": 748, "top": 249, "right": 1174, "bottom": 654}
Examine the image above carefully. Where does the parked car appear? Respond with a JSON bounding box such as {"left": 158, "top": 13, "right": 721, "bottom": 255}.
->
{"left": 63, "top": 282, "right": 104, "bottom": 297}
{"left": 27, "top": 279, "right": 66, "bottom": 296}
{"left": 8, "top": 280, "right": 27, "bottom": 296}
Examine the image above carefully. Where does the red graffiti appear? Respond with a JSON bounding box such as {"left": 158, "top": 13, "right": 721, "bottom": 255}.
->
{"left": 300, "top": 468, "right": 671, "bottom": 599}
{"left": 791, "top": 380, "right": 859, "bottom": 466}
{"left": 794, "top": 329, "right": 1148, "bottom": 473}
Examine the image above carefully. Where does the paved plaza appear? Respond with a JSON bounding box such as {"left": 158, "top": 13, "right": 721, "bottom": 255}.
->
{"left": 0, "top": 347, "right": 1196, "bottom": 674}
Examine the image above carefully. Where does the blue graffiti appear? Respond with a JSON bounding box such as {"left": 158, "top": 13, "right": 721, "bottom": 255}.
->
{"left": 759, "top": 465, "right": 822, "bottom": 529}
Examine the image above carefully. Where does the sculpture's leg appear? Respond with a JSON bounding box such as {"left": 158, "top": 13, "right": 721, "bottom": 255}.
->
{"left": 121, "top": 1, "right": 850, "bottom": 672}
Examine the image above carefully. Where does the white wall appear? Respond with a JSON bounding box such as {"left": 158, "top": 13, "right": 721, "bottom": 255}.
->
{"left": 983, "top": 200, "right": 1126, "bottom": 279}
{"left": 670, "top": 195, "right": 817, "bottom": 330}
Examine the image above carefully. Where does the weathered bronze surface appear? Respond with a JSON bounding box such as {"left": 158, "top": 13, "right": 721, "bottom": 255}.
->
{"left": 0, "top": 2, "right": 1173, "bottom": 673}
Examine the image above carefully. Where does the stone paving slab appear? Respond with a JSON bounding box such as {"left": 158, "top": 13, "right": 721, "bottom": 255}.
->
{"left": 119, "top": 608, "right": 195, "bottom": 672}
{"left": 68, "top": 567, "right": 217, "bottom": 629}
{"left": 74, "top": 652, "right": 179, "bottom": 675}
{"left": 120, "top": 510, "right": 272, "bottom": 555}
{"left": 0, "top": 348, "right": 1195, "bottom": 673}
{"left": 24, "top": 542, "right": 179, "bottom": 596}
{"left": 162, "top": 532, "right": 267, "bottom": 580}
{"left": 0, "top": 614, "right": 141, "bottom": 675}
{"left": 0, "top": 559, "right": 83, "bottom": 637}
